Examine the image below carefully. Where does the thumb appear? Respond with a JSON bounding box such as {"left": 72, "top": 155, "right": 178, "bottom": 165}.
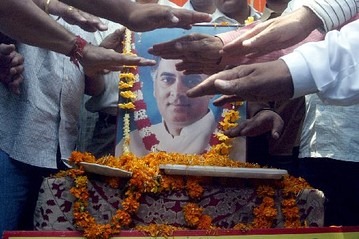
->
{"left": 271, "top": 117, "right": 284, "bottom": 140}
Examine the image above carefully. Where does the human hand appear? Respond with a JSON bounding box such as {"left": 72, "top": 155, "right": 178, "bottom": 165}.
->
{"left": 0, "top": 43, "right": 24, "bottom": 95}
{"left": 226, "top": 109, "right": 283, "bottom": 139}
{"left": 220, "top": 7, "right": 322, "bottom": 59}
{"left": 126, "top": 4, "right": 211, "bottom": 32}
{"left": 45, "top": 0, "right": 108, "bottom": 32}
{"left": 149, "top": 33, "right": 224, "bottom": 74}
{"left": 83, "top": 28, "right": 125, "bottom": 78}
{"left": 80, "top": 44, "right": 156, "bottom": 77}
{"left": 186, "top": 60, "right": 294, "bottom": 102}
{"left": 99, "top": 28, "right": 125, "bottom": 53}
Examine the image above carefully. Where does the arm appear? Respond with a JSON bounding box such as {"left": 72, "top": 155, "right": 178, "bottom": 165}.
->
{"left": 59, "top": 0, "right": 212, "bottom": 32}
{"left": 281, "top": 19, "right": 359, "bottom": 106}
{"left": 187, "top": 19, "right": 359, "bottom": 106}
{"left": 0, "top": 1, "right": 155, "bottom": 75}
{"left": 221, "top": 0, "right": 359, "bottom": 57}
{"left": 301, "top": 0, "right": 359, "bottom": 32}
{"left": 148, "top": 19, "right": 324, "bottom": 75}
{"left": 0, "top": 0, "right": 76, "bottom": 55}
{"left": 148, "top": 33, "right": 226, "bottom": 75}
{"left": 221, "top": 7, "right": 322, "bottom": 58}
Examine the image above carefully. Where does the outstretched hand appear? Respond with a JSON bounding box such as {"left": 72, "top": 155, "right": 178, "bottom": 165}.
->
{"left": 186, "top": 60, "right": 294, "bottom": 102}
{"left": 225, "top": 109, "right": 283, "bottom": 140}
{"left": 36, "top": 0, "right": 108, "bottom": 32}
{"left": 220, "top": 7, "right": 322, "bottom": 59}
{"left": 61, "top": 6, "right": 108, "bottom": 32}
{"left": 80, "top": 43, "right": 156, "bottom": 77}
{"left": 149, "top": 33, "right": 224, "bottom": 74}
{"left": 127, "top": 4, "right": 212, "bottom": 32}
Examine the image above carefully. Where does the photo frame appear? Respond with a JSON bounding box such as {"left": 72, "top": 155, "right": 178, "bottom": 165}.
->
{"left": 115, "top": 25, "right": 247, "bottom": 161}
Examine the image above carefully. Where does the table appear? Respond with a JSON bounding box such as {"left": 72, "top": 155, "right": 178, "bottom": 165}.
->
{"left": 34, "top": 176, "right": 325, "bottom": 230}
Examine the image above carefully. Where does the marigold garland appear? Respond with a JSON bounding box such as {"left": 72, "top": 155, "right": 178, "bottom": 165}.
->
{"left": 118, "top": 29, "right": 137, "bottom": 153}
{"left": 58, "top": 150, "right": 313, "bottom": 239}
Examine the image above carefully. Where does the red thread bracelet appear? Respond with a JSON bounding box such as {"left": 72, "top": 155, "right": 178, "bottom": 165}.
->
{"left": 67, "top": 35, "right": 87, "bottom": 67}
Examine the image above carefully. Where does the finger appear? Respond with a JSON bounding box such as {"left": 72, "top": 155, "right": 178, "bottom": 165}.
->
{"left": 187, "top": 68, "right": 239, "bottom": 97}
{"left": 225, "top": 122, "right": 248, "bottom": 138}
{"left": 149, "top": 38, "right": 190, "bottom": 58}
{"left": 64, "top": 7, "right": 103, "bottom": 32}
{"left": 169, "top": 9, "right": 211, "bottom": 29}
{"left": 66, "top": 6, "right": 86, "bottom": 23}
{"left": 185, "top": 10, "right": 212, "bottom": 25}
{"left": 186, "top": 76, "right": 219, "bottom": 97}
{"left": 78, "top": 10, "right": 108, "bottom": 31}
{"left": 0, "top": 44, "right": 15, "bottom": 55}
{"left": 117, "top": 55, "right": 156, "bottom": 67}
{"left": 271, "top": 116, "right": 284, "bottom": 140}
{"left": 9, "top": 65, "right": 24, "bottom": 76}
{"left": 10, "top": 54, "right": 24, "bottom": 67}
{"left": 221, "top": 22, "right": 270, "bottom": 56}
{"left": 137, "top": 58, "right": 156, "bottom": 66}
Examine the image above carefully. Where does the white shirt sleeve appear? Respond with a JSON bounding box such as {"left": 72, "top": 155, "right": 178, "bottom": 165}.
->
{"left": 280, "top": 19, "right": 359, "bottom": 106}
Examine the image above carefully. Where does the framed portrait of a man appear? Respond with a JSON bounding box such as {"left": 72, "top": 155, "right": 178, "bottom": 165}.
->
{"left": 115, "top": 25, "right": 247, "bottom": 162}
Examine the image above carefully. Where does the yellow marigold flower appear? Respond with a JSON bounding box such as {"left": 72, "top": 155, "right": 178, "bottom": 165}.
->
{"left": 216, "top": 132, "right": 229, "bottom": 142}
{"left": 120, "top": 90, "right": 136, "bottom": 99}
{"left": 119, "top": 72, "right": 135, "bottom": 80}
{"left": 245, "top": 16, "right": 255, "bottom": 25}
{"left": 118, "top": 81, "right": 134, "bottom": 89}
{"left": 118, "top": 102, "right": 135, "bottom": 110}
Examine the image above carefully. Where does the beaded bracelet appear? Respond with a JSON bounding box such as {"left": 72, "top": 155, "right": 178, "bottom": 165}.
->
{"left": 67, "top": 35, "right": 87, "bottom": 67}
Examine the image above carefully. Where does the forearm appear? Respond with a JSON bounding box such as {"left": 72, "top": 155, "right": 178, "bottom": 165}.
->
{"left": 0, "top": 0, "right": 76, "bottom": 55}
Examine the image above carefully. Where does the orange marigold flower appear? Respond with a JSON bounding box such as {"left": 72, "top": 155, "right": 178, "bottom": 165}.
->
{"left": 121, "top": 195, "right": 140, "bottom": 214}
{"left": 183, "top": 203, "right": 204, "bottom": 228}
{"left": 197, "top": 214, "right": 213, "bottom": 230}
{"left": 112, "top": 209, "right": 132, "bottom": 227}
{"left": 186, "top": 178, "right": 204, "bottom": 199}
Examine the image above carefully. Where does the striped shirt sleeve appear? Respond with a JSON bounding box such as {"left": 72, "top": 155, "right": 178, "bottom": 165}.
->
{"left": 303, "top": 0, "right": 359, "bottom": 31}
